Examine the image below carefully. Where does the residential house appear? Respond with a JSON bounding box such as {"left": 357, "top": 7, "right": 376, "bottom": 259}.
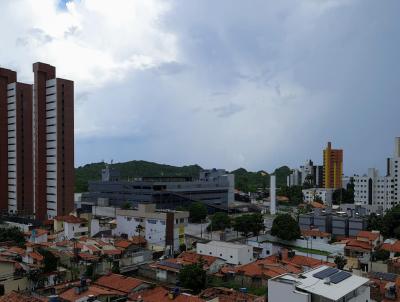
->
{"left": 94, "top": 273, "right": 151, "bottom": 294}
{"left": 25, "top": 229, "right": 48, "bottom": 244}
{"left": 54, "top": 215, "right": 89, "bottom": 239}
{"left": 268, "top": 265, "right": 370, "bottom": 302}
{"left": 129, "top": 286, "right": 205, "bottom": 302}
{"left": 301, "top": 229, "right": 331, "bottom": 244}
{"left": 151, "top": 251, "right": 226, "bottom": 283}
{"left": 197, "top": 241, "right": 253, "bottom": 265}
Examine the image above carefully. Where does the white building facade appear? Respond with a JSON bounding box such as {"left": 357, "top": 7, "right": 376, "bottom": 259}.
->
{"left": 287, "top": 160, "right": 323, "bottom": 188}
{"left": 302, "top": 188, "right": 334, "bottom": 205}
{"left": 114, "top": 204, "right": 189, "bottom": 253}
{"left": 354, "top": 137, "right": 400, "bottom": 211}
{"left": 196, "top": 241, "right": 253, "bottom": 265}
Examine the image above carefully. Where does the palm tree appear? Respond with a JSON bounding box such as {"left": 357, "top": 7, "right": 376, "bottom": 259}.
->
{"left": 135, "top": 224, "right": 144, "bottom": 237}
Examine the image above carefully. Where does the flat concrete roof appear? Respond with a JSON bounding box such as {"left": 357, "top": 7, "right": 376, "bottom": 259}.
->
{"left": 274, "top": 265, "right": 369, "bottom": 301}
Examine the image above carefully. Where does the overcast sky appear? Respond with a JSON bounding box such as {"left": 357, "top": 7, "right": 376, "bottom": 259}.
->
{"left": 0, "top": 0, "right": 399, "bottom": 175}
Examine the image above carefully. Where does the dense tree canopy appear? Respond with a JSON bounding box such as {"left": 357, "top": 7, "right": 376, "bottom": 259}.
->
{"left": 38, "top": 248, "right": 58, "bottom": 273}
{"left": 0, "top": 227, "right": 26, "bottom": 246}
{"left": 207, "top": 212, "right": 231, "bottom": 231}
{"left": 178, "top": 262, "right": 207, "bottom": 294}
{"left": 277, "top": 186, "right": 303, "bottom": 204}
{"left": 271, "top": 214, "right": 300, "bottom": 241}
{"left": 233, "top": 214, "right": 265, "bottom": 237}
{"left": 189, "top": 202, "right": 208, "bottom": 223}
{"left": 332, "top": 178, "right": 354, "bottom": 204}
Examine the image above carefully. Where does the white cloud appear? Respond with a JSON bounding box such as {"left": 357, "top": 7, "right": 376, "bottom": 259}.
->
{"left": 1, "top": 0, "right": 399, "bottom": 174}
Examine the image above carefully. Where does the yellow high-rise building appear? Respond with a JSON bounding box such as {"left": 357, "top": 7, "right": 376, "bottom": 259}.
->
{"left": 323, "top": 142, "right": 343, "bottom": 189}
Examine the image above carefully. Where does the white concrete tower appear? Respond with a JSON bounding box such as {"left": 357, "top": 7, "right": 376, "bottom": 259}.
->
{"left": 270, "top": 175, "right": 276, "bottom": 215}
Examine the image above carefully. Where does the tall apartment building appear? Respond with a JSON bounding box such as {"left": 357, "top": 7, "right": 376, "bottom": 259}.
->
{"left": 354, "top": 137, "right": 400, "bottom": 210}
{"left": 0, "top": 68, "right": 33, "bottom": 216}
{"left": 287, "top": 159, "right": 323, "bottom": 187}
{"left": 323, "top": 142, "right": 343, "bottom": 189}
{"left": 33, "top": 63, "right": 74, "bottom": 220}
{"left": 0, "top": 63, "right": 74, "bottom": 220}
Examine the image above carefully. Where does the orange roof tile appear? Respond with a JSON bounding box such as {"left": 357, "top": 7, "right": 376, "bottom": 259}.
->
{"left": 55, "top": 215, "right": 87, "bottom": 223}
{"left": 381, "top": 241, "right": 400, "bottom": 253}
{"left": 357, "top": 231, "right": 380, "bottom": 241}
{"left": 345, "top": 239, "right": 372, "bottom": 251}
{"left": 29, "top": 252, "right": 44, "bottom": 262}
{"left": 59, "top": 285, "right": 124, "bottom": 302}
{"left": 95, "top": 274, "right": 147, "bottom": 293}
{"left": 103, "top": 249, "right": 122, "bottom": 256}
{"left": 7, "top": 246, "right": 25, "bottom": 256}
{"left": 129, "top": 286, "right": 204, "bottom": 302}
{"left": 0, "top": 291, "right": 44, "bottom": 302}
{"left": 26, "top": 229, "right": 48, "bottom": 237}
{"left": 114, "top": 240, "right": 132, "bottom": 249}
{"left": 200, "top": 287, "right": 264, "bottom": 302}
{"left": 301, "top": 229, "right": 330, "bottom": 238}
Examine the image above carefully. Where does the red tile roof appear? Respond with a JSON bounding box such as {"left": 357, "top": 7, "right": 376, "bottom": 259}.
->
{"left": 7, "top": 246, "right": 25, "bottom": 256}
{"left": 114, "top": 240, "right": 133, "bottom": 249}
{"left": 59, "top": 285, "right": 124, "bottom": 302}
{"left": 0, "top": 291, "right": 44, "bottom": 302}
{"left": 26, "top": 229, "right": 48, "bottom": 237}
{"left": 129, "top": 286, "right": 204, "bottom": 302}
{"left": 95, "top": 274, "right": 148, "bottom": 293}
{"left": 102, "top": 249, "right": 122, "bottom": 256}
{"left": 357, "top": 231, "right": 380, "bottom": 241}
{"left": 200, "top": 287, "right": 265, "bottom": 302}
{"left": 301, "top": 229, "right": 330, "bottom": 238}
{"left": 55, "top": 215, "right": 87, "bottom": 223}
{"left": 345, "top": 239, "right": 372, "bottom": 252}
{"left": 381, "top": 241, "right": 400, "bottom": 253}
{"left": 29, "top": 252, "right": 44, "bottom": 262}
{"left": 131, "top": 236, "right": 147, "bottom": 245}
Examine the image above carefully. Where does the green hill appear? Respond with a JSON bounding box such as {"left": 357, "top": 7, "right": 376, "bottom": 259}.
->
{"left": 75, "top": 160, "right": 291, "bottom": 193}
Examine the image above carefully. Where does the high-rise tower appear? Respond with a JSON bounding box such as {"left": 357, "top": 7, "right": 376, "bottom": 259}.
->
{"left": 0, "top": 68, "right": 33, "bottom": 216}
{"left": 33, "top": 62, "right": 74, "bottom": 220}
{"left": 323, "top": 142, "right": 343, "bottom": 189}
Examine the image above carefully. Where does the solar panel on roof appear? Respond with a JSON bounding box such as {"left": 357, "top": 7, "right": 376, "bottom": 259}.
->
{"left": 370, "top": 272, "right": 397, "bottom": 282}
{"left": 313, "top": 267, "right": 339, "bottom": 279}
{"left": 329, "top": 271, "right": 352, "bottom": 284}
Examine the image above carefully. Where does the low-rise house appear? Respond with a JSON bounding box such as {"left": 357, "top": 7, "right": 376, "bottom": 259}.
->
{"left": 114, "top": 204, "right": 189, "bottom": 253}
{"left": 268, "top": 265, "right": 370, "bottom": 302}
{"left": 59, "top": 279, "right": 125, "bottom": 302}
{"left": 94, "top": 273, "right": 151, "bottom": 294}
{"left": 25, "top": 229, "right": 48, "bottom": 244}
{"left": 368, "top": 271, "right": 400, "bottom": 302}
{"left": 381, "top": 239, "right": 400, "bottom": 258}
{"left": 197, "top": 241, "right": 254, "bottom": 265}
{"left": 343, "top": 238, "right": 372, "bottom": 271}
{"left": 129, "top": 286, "right": 205, "bottom": 302}
{"left": 54, "top": 215, "right": 89, "bottom": 239}
{"left": 0, "top": 291, "right": 43, "bottom": 302}
{"left": 0, "top": 258, "right": 27, "bottom": 294}
{"left": 151, "top": 251, "right": 226, "bottom": 283}
{"left": 301, "top": 229, "right": 331, "bottom": 244}
{"left": 199, "top": 287, "right": 265, "bottom": 302}
{"left": 228, "top": 249, "right": 332, "bottom": 288}
{"left": 356, "top": 230, "right": 382, "bottom": 247}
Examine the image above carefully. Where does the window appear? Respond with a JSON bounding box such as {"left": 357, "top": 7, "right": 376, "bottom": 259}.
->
{"left": 147, "top": 219, "right": 157, "bottom": 224}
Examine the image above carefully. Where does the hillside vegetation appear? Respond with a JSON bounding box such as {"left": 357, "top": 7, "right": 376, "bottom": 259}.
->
{"left": 75, "top": 160, "right": 290, "bottom": 193}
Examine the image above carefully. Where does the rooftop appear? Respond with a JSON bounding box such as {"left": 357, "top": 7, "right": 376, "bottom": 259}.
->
{"left": 272, "top": 265, "right": 369, "bottom": 301}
